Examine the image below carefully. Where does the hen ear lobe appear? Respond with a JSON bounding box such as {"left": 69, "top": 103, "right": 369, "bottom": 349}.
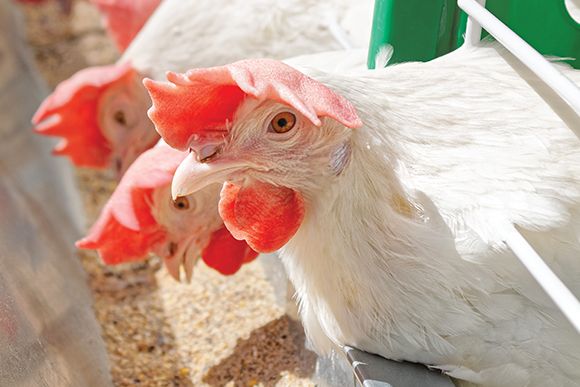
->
{"left": 329, "top": 142, "right": 352, "bottom": 176}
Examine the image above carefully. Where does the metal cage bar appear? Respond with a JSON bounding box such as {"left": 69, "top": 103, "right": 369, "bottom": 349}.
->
{"left": 463, "top": 0, "right": 486, "bottom": 46}
{"left": 502, "top": 223, "right": 580, "bottom": 332}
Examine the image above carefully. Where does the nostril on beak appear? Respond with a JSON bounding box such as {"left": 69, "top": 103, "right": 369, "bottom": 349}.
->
{"left": 197, "top": 144, "right": 221, "bottom": 163}
{"left": 168, "top": 242, "right": 177, "bottom": 256}
{"left": 114, "top": 158, "right": 123, "bottom": 174}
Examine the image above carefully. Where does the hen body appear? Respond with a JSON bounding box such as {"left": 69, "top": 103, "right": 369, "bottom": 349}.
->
{"left": 147, "top": 43, "right": 580, "bottom": 386}
{"left": 283, "top": 47, "right": 580, "bottom": 386}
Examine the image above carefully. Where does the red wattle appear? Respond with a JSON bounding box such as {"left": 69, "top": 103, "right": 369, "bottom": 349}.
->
{"left": 219, "top": 181, "right": 305, "bottom": 253}
{"left": 201, "top": 226, "right": 259, "bottom": 275}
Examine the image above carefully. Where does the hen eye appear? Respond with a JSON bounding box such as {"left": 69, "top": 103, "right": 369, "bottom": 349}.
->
{"left": 114, "top": 110, "right": 127, "bottom": 126}
{"left": 172, "top": 196, "right": 190, "bottom": 210}
{"left": 269, "top": 112, "right": 296, "bottom": 133}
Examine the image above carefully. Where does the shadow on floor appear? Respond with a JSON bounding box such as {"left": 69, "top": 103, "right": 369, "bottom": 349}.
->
{"left": 203, "top": 315, "right": 317, "bottom": 387}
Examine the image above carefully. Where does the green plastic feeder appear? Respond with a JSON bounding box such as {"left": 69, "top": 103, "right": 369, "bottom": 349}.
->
{"left": 367, "top": 0, "right": 463, "bottom": 68}
{"left": 367, "top": 0, "right": 580, "bottom": 69}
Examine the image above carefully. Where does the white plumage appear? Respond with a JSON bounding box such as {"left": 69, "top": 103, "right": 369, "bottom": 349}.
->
{"left": 124, "top": 0, "right": 373, "bottom": 79}
{"left": 285, "top": 47, "right": 580, "bottom": 386}
{"left": 159, "top": 44, "right": 580, "bottom": 386}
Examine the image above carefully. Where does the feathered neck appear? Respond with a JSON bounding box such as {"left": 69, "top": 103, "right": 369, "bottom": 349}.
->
{"left": 279, "top": 73, "right": 484, "bottom": 359}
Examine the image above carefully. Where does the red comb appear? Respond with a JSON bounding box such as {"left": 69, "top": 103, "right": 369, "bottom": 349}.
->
{"left": 76, "top": 145, "right": 184, "bottom": 263}
{"left": 144, "top": 58, "right": 362, "bottom": 151}
{"left": 90, "top": 0, "right": 161, "bottom": 51}
{"left": 33, "top": 62, "right": 135, "bottom": 168}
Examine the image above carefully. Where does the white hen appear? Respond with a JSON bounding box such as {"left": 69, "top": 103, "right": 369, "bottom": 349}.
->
{"left": 149, "top": 45, "right": 580, "bottom": 387}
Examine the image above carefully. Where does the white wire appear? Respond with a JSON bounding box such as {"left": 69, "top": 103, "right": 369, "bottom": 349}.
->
{"left": 463, "top": 0, "right": 486, "bottom": 46}
{"left": 501, "top": 222, "right": 580, "bottom": 333}
{"left": 460, "top": 0, "right": 580, "bottom": 332}
{"left": 458, "top": 0, "right": 580, "bottom": 132}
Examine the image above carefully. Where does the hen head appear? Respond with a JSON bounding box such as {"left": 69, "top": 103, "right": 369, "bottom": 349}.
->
{"left": 144, "top": 59, "right": 361, "bottom": 253}
{"left": 76, "top": 144, "right": 258, "bottom": 281}
{"left": 33, "top": 62, "right": 158, "bottom": 177}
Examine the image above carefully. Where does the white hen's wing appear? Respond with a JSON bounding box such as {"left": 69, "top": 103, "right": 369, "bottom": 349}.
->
{"left": 122, "top": 0, "right": 373, "bottom": 80}
{"left": 284, "top": 45, "right": 580, "bottom": 386}
{"left": 386, "top": 47, "right": 580, "bottom": 386}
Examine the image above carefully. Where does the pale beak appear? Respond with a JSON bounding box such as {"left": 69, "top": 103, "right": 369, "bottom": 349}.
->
{"left": 182, "top": 243, "right": 200, "bottom": 283}
{"left": 162, "top": 240, "right": 188, "bottom": 282}
{"left": 163, "top": 253, "right": 182, "bottom": 282}
{"left": 116, "top": 131, "right": 160, "bottom": 179}
{"left": 171, "top": 152, "right": 247, "bottom": 200}
{"left": 161, "top": 239, "right": 200, "bottom": 283}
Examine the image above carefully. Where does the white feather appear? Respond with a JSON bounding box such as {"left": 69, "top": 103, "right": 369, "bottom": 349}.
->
{"left": 122, "top": 0, "right": 374, "bottom": 79}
